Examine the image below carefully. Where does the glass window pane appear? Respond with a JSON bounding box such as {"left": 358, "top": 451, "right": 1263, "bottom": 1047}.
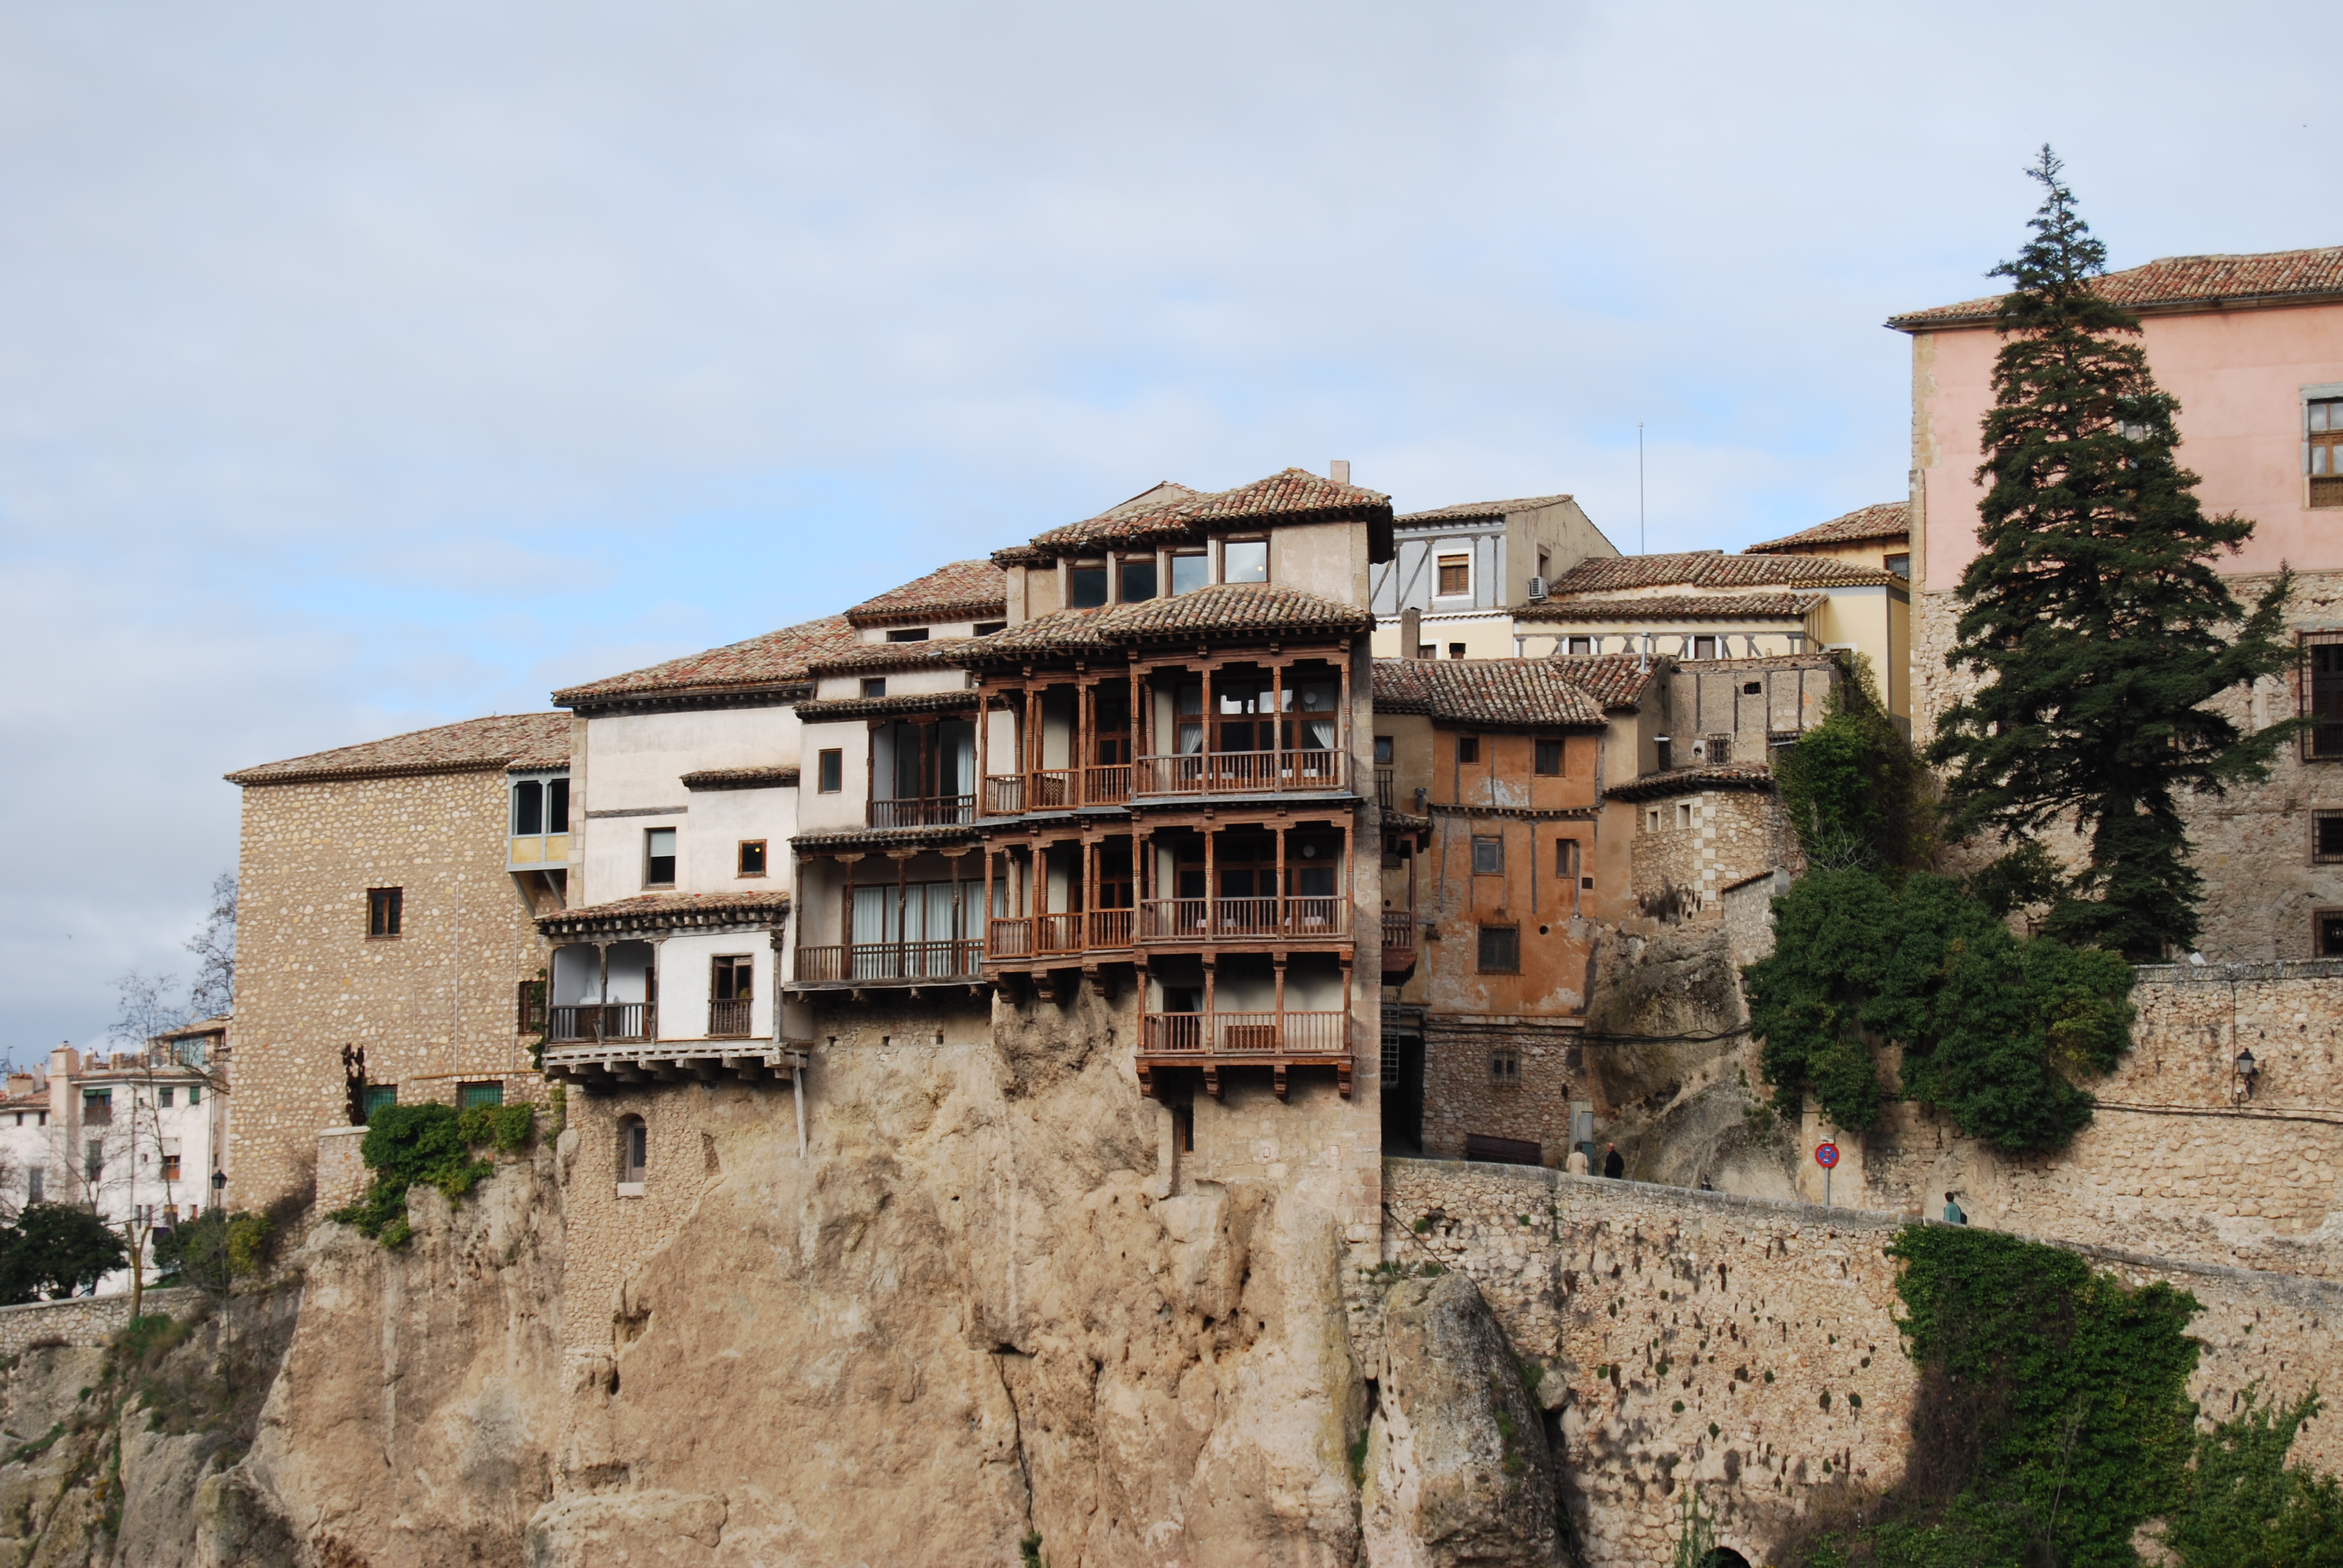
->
{"left": 1069, "top": 566, "right": 1109, "bottom": 608}
{"left": 2313, "top": 402, "right": 2332, "bottom": 433}
{"left": 514, "top": 780, "right": 542, "bottom": 835}
{"left": 1222, "top": 541, "right": 1268, "bottom": 583}
{"left": 1170, "top": 553, "right": 1209, "bottom": 595}
{"left": 1119, "top": 560, "right": 1157, "bottom": 602}
{"left": 548, "top": 778, "right": 570, "bottom": 833}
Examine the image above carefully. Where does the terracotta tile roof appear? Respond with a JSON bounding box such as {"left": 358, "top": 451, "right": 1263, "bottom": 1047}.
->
{"left": 226, "top": 712, "right": 571, "bottom": 786}
{"left": 1015, "top": 469, "right": 1391, "bottom": 558}
{"left": 791, "top": 825, "right": 983, "bottom": 854}
{"left": 1372, "top": 659, "right": 1611, "bottom": 728}
{"left": 553, "top": 614, "right": 859, "bottom": 709}
{"left": 679, "top": 766, "right": 799, "bottom": 791}
{"left": 1744, "top": 502, "right": 1909, "bottom": 555}
{"left": 796, "top": 691, "right": 982, "bottom": 722}
{"left": 1889, "top": 246, "right": 2343, "bottom": 330}
{"left": 1548, "top": 552, "right": 1895, "bottom": 595}
{"left": 846, "top": 560, "right": 1008, "bottom": 627}
{"left": 1545, "top": 653, "right": 1662, "bottom": 709}
{"left": 1605, "top": 765, "right": 1778, "bottom": 803}
{"left": 960, "top": 585, "right": 1372, "bottom": 664}
{"left": 1516, "top": 593, "right": 1825, "bottom": 622}
{"left": 1395, "top": 494, "right": 1575, "bottom": 524}
{"left": 808, "top": 638, "right": 982, "bottom": 675}
{"left": 537, "top": 890, "right": 791, "bottom": 937}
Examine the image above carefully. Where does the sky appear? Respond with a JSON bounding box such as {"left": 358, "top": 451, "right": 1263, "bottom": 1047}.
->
{"left": 1, "top": 0, "right": 2336, "bottom": 1059}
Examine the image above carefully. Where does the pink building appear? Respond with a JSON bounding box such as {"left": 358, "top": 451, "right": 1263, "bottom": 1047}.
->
{"left": 1892, "top": 246, "right": 2343, "bottom": 958}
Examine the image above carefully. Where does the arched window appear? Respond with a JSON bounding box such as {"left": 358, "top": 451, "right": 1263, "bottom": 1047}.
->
{"left": 618, "top": 1115, "right": 647, "bottom": 1189}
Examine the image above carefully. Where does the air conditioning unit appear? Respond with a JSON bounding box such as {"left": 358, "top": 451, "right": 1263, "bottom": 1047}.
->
{"left": 1525, "top": 575, "right": 1550, "bottom": 603}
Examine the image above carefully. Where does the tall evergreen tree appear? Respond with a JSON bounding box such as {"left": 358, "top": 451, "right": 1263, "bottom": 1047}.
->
{"left": 1927, "top": 148, "right": 2296, "bottom": 959}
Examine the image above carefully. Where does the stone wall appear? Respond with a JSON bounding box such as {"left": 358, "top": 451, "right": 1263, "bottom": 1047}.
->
{"left": 1381, "top": 1157, "right": 2343, "bottom": 1568}
{"left": 232, "top": 768, "right": 552, "bottom": 1209}
{"left": 0, "top": 1287, "right": 201, "bottom": 1356}
{"left": 315, "top": 1125, "right": 369, "bottom": 1212}
{"left": 1629, "top": 787, "right": 1791, "bottom": 921}
{"left": 1418, "top": 1016, "right": 1583, "bottom": 1164}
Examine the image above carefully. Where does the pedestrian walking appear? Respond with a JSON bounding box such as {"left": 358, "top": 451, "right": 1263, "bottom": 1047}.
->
{"left": 1565, "top": 1145, "right": 1590, "bottom": 1175}
{"left": 1603, "top": 1143, "right": 1625, "bottom": 1179}
{"left": 1943, "top": 1191, "right": 1966, "bottom": 1225}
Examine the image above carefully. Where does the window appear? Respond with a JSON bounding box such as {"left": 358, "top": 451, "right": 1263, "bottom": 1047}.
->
{"left": 2305, "top": 638, "right": 2343, "bottom": 760}
{"left": 549, "top": 778, "right": 569, "bottom": 833}
{"left": 1447, "top": 643, "right": 1467, "bottom": 661}
{"left": 738, "top": 839, "right": 768, "bottom": 877}
{"left": 620, "top": 1116, "right": 647, "bottom": 1186}
{"left": 1646, "top": 807, "right": 1663, "bottom": 832}
{"left": 1222, "top": 540, "right": 1269, "bottom": 583}
{"left": 1119, "top": 559, "right": 1158, "bottom": 603}
{"left": 2317, "top": 811, "right": 2343, "bottom": 864}
{"left": 1171, "top": 1103, "right": 1194, "bottom": 1154}
{"left": 1885, "top": 552, "right": 1911, "bottom": 578}
{"left": 2322, "top": 912, "right": 2343, "bottom": 958}
{"left": 518, "top": 978, "right": 547, "bottom": 1033}
{"left": 459, "top": 1082, "right": 504, "bottom": 1109}
{"left": 712, "top": 955, "right": 754, "bottom": 1034}
{"left": 82, "top": 1089, "right": 111, "bottom": 1125}
{"left": 362, "top": 1085, "right": 398, "bottom": 1121}
{"left": 161, "top": 1140, "right": 182, "bottom": 1182}
{"left": 1535, "top": 739, "right": 1564, "bottom": 777}
{"left": 1536, "top": 547, "right": 1551, "bottom": 582}
{"left": 1477, "top": 924, "right": 1521, "bottom": 973}
{"left": 514, "top": 779, "right": 543, "bottom": 834}
{"left": 2312, "top": 397, "right": 2343, "bottom": 508}
{"left": 1374, "top": 735, "right": 1394, "bottom": 765}
{"left": 1677, "top": 802, "right": 1695, "bottom": 830}
{"left": 1170, "top": 552, "right": 1209, "bottom": 595}
{"left": 159, "top": 1087, "right": 174, "bottom": 1109}
{"left": 1471, "top": 835, "right": 1504, "bottom": 874}
{"left": 974, "top": 621, "right": 1007, "bottom": 636}
{"left": 1457, "top": 736, "right": 1480, "bottom": 763}
{"left": 1743, "top": 681, "right": 1763, "bottom": 695}
{"left": 1437, "top": 554, "right": 1470, "bottom": 596}
{"left": 1567, "top": 636, "right": 1592, "bottom": 655}
{"left": 1691, "top": 636, "right": 1717, "bottom": 659}
{"left": 367, "top": 886, "right": 403, "bottom": 938}
{"left": 187, "top": 1085, "right": 199, "bottom": 1106}
{"left": 818, "top": 749, "right": 844, "bottom": 792}
{"left": 885, "top": 627, "right": 930, "bottom": 642}
{"left": 1069, "top": 564, "right": 1110, "bottom": 607}
{"left": 644, "top": 828, "right": 677, "bottom": 887}
{"left": 861, "top": 677, "right": 887, "bottom": 699}
{"left": 26, "top": 1168, "right": 41, "bottom": 1204}
{"left": 1416, "top": 644, "right": 1436, "bottom": 659}
{"left": 1556, "top": 838, "right": 1579, "bottom": 878}
{"left": 1490, "top": 1048, "right": 1521, "bottom": 1086}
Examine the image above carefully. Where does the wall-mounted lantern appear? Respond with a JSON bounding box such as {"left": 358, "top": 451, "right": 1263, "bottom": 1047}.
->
{"left": 2232, "top": 1048, "right": 2259, "bottom": 1103}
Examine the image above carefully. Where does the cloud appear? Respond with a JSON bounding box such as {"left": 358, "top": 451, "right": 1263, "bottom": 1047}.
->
{"left": 0, "top": 0, "right": 2336, "bottom": 1047}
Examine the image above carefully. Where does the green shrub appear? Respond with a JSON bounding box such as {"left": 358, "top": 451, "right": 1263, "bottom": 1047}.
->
{"left": 2162, "top": 1386, "right": 2343, "bottom": 1567}
{"left": 332, "top": 1102, "right": 537, "bottom": 1247}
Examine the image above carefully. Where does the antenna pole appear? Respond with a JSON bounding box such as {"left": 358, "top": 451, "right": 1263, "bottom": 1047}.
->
{"left": 1638, "top": 422, "right": 1646, "bottom": 555}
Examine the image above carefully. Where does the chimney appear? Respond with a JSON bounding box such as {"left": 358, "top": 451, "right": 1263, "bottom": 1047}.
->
{"left": 1330, "top": 460, "right": 1351, "bottom": 486}
{"left": 1400, "top": 607, "right": 1422, "bottom": 658}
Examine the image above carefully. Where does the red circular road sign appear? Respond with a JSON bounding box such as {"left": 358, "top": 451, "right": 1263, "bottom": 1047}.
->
{"left": 1815, "top": 1141, "right": 1841, "bottom": 1169}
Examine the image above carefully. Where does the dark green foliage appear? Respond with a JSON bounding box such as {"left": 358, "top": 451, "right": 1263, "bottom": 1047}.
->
{"left": 2163, "top": 1387, "right": 2343, "bottom": 1567}
{"left": 1927, "top": 149, "right": 2298, "bottom": 959}
{"left": 0, "top": 1204, "right": 131, "bottom": 1302}
{"left": 332, "top": 1101, "right": 537, "bottom": 1248}
{"left": 152, "top": 1209, "right": 272, "bottom": 1298}
{"left": 1777, "top": 683, "right": 1932, "bottom": 873}
{"left": 1745, "top": 870, "right": 2131, "bottom": 1149}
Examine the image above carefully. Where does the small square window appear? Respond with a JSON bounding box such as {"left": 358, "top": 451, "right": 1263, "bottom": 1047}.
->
{"left": 861, "top": 677, "right": 887, "bottom": 699}
{"left": 1119, "top": 559, "right": 1158, "bottom": 603}
{"left": 1222, "top": 540, "right": 1269, "bottom": 583}
{"left": 1743, "top": 681, "right": 1763, "bottom": 695}
{"left": 1535, "top": 739, "right": 1564, "bottom": 776}
{"left": 1490, "top": 1048, "right": 1521, "bottom": 1086}
{"left": 367, "top": 887, "right": 403, "bottom": 938}
{"left": 1447, "top": 643, "right": 1467, "bottom": 661}
{"left": 1567, "top": 636, "right": 1592, "bottom": 655}
{"left": 459, "top": 1081, "right": 504, "bottom": 1109}
{"left": 1471, "top": 835, "right": 1503, "bottom": 875}
{"left": 2321, "top": 911, "right": 2343, "bottom": 957}
{"left": 1170, "top": 553, "right": 1209, "bottom": 595}
{"left": 1477, "top": 924, "right": 1520, "bottom": 973}
{"left": 2316, "top": 812, "right": 2343, "bottom": 864}
{"left": 159, "top": 1087, "right": 174, "bottom": 1109}
{"left": 644, "top": 827, "right": 677, "bottom": 887}
{"left": 818, "top": 750, "right": 843, "bottom": 792}
{"left": 1069, "top": 564, "right": 1109, "bottom": 607}
{"left": 974, "top": 621, "right": 1007, "bottom": 636}
{"left": 1437, "top": 554, "right": 1470, "bottom": 596}
{"left": 187, "top": 1084, "right": 200, "bottom": 1106}
{"left": 1416, "top": 644, "right": 1436, "bottom": 660}
{"left": 1374, "top": 736, "right": 1394, "bottom": 765}
{"left": 1677, "top": 802, "right": 1695, "bottom": 830}
{"left": 362, "top": 1085, "right": 398, "bottom": 1122}
{"left": 1457, "top": 736, "right": 1480, "bottom": 764}
{"left": 738, "top": 839, "right": 768, "bottom": 877}
{"left": 1885, "top": 553, "right": 1910, "bottom": 578}
{"left": 885, "top": 627, "right": 929, "bottom": 643}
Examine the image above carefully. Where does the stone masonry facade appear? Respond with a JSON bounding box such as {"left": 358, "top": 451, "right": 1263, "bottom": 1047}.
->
{"left": 1419, "top": 1016, "right": 1582, "bottom": 1164}
{"left": 232, "top": 769, "right": 552, "bottom": 1209}
{"left": 1381, "top": 1158, "right": 2343, "bottom": 1568}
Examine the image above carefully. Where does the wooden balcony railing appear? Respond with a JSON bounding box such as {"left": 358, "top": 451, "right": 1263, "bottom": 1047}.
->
{"left": 981, "top": 768, "right": 1111, "bottom": 814}
{"left": 1138, "top": 1011, "right": 1348, "bottom": 1056}
{"left": 1375, "top": 767, "right": 1394, "bottom": 809}
{"left": 1135, "top": 750, "right": 1351, "bottom": 797}
{"left": 1087, "top": 907, "right": 1134, "bottom": 950}
{"left": 867, "top": 794, "right": 974, "bottom": 829}
{"left": 549, "top": 1003, "right": 657, "bottom": 1044}
{"left": 1084, "top": 764, "right": 1133, "bottom": 804}
{"left": 792, "top": 941, "right": 982, "bottom": 983}
{"left": 986, "top": 910, "right": 1136, "bottom": 960}
{"left": 1137, "top": 898, "right": 1352, "bottom": 942}
{"left": 708, "top": 998, "right": 754, "bottom": 1038}
{"left": 1381, "top": 910, "right": 1418, "bottom": 977}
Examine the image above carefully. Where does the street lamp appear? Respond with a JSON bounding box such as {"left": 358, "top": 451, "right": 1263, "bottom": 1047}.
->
{"left": 2233, "top": 1048, "right": 2259, "bottom": 1103}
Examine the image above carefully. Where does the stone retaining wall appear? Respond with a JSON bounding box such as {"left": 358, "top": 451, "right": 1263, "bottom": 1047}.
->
{"left": 1380, "top": 1157, "right": 2343, "bottom": 1568}
{"left": 0, "top": 1287, "right": 203, "bottom": 1358}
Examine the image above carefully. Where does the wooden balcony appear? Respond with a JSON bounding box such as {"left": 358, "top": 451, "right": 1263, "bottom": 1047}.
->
{"left": 1136, "top": 897, "right": 1351, "bottom": 944}
{"left": 981, "top": 766, "right": 1132, "bottom": 815}
{"left": 867, "top": 794, "right": 975, "bottom": 829}
{"left": 1381, "top": 910, "right": 1418, "bottom": 983}
{"left": 1136, "top": 1009, "right": 1351, "bottom": 1100}
{"left": 1134, "top": 749, "right": 1352, "bottom": 799}
{"left": 708, "top": 998, "right": 754, "bottom": 1038}
{"left": 791, "top": 941, "right": 983, "bottom": 985}
{"left": 549, "top": 1002, "right": 656, "bottom": 1044}
{"left": 986, "top": 910, "right": 1136, "bottom": 961}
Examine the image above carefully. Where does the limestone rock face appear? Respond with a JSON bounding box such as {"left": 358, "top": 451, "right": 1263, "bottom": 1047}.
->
{"left": 1363, "top": 1270, "right": 1564, "bottom": 1568}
